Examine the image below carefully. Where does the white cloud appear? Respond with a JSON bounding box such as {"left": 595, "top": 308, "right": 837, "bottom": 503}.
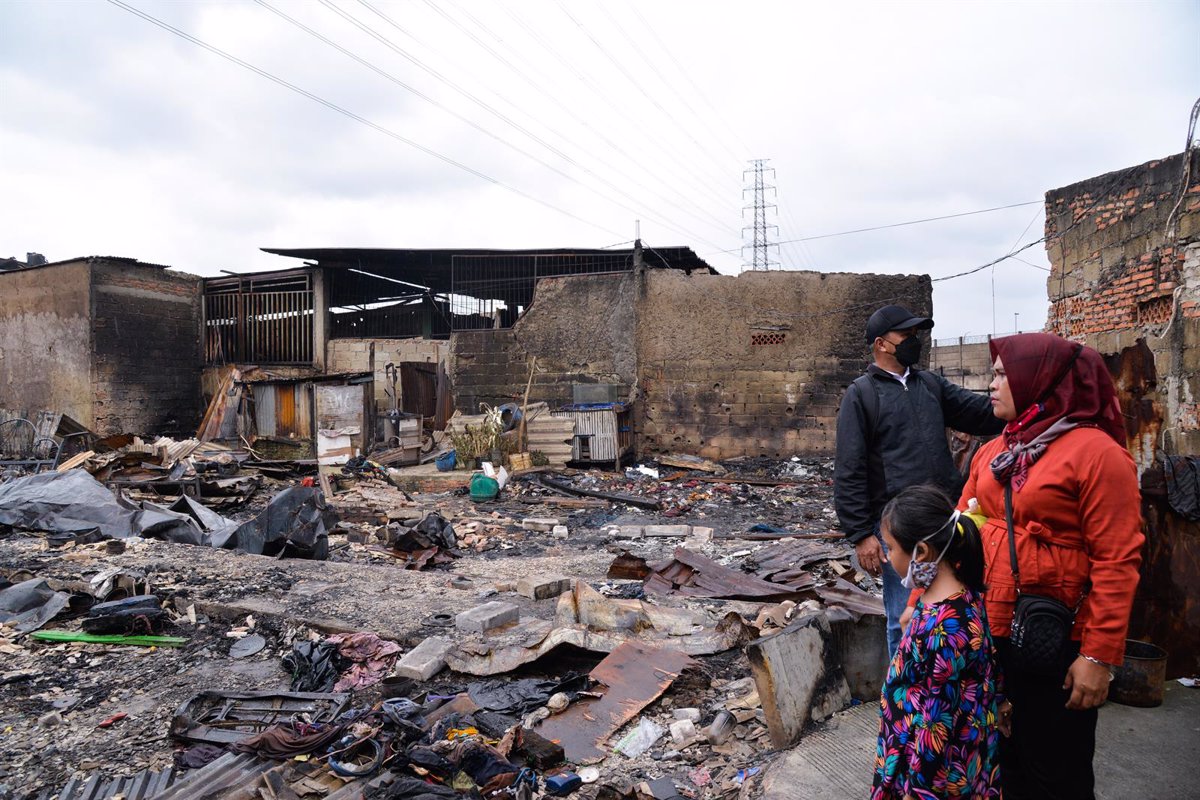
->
{"left": 1, "top": 0, "right": 1195, "bottom": 337}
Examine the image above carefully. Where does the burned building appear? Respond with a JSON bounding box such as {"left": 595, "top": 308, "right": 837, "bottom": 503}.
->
{"left": 232, "top": 247, "right": 929, "bottom": 461}
{"left": 1043, "top": 149, "right": 1200, "bottom": 677}
{"left": 0, "top": 256, "right": 202, "bottom": 437}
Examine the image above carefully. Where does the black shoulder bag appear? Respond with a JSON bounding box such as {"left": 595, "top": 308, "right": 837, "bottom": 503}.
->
{"left": 1005, "top": 483, "right": 1083, "bottom": 677}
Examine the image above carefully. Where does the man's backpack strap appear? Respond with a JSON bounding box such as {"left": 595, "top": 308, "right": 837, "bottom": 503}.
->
{"left": 852, "top": 374, "right": 880, "bottom": 441}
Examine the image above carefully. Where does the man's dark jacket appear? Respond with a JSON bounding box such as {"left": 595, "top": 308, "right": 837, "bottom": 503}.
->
{"left": 834, "top": 365, "right": 1004, "bottom": 544}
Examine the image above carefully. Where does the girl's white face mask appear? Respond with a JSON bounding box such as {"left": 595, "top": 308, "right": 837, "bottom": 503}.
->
{"left": 900, "top": 511, "right": 960, "bottom": 590}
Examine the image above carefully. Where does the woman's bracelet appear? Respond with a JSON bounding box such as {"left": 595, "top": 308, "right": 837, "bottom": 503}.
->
{"left": 1080, "top": 653, "right": 1116, "bottom": 679}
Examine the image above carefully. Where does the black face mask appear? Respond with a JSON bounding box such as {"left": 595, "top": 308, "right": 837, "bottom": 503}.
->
{"left": 892, "top": 336, "right": 923, "bottom": 367}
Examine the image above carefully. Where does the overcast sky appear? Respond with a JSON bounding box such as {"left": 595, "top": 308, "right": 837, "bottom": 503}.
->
{"left": 2, "top": 0, "right": 1196, "bottom": 338}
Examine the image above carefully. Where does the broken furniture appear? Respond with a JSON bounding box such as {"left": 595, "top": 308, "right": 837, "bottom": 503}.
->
{"left": 170, "top": 690, "right": 351, "bottom": 745}
{"left": 0, "top": 412, "right": 93, "bottom": 474}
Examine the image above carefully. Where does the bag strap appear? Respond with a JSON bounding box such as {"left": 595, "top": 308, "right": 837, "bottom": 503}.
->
{"left": 1005, "top": 481, "right": 1091, "bottom": 610}
{"left": 1005, "top": 482, "right": 1022, "bottom": 591}
{"left": 853, "top": 374, "right": 880, "bottom": 442}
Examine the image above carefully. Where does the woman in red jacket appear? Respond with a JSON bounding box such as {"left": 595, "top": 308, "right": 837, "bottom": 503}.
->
{"left": 962, "top": 332, "right": 1143, "bottom": 799}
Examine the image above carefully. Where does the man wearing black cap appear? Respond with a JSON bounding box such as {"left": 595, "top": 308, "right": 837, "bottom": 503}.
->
{"left": 834, "top": 304, "right": 1003, "bottom": 657}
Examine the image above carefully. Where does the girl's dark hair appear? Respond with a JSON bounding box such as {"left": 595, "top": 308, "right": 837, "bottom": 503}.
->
{"left": 880, "top": 483, "right": 985, "bottom": 591}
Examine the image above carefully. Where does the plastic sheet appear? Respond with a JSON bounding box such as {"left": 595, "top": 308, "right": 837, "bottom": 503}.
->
{"left": 0, "top": 578, "right": 70, "bottom": 633}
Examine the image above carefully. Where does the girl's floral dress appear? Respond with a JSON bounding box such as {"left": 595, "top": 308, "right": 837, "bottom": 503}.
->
{"left": 871, "top": 588, "right": 1002, "bottom": 799}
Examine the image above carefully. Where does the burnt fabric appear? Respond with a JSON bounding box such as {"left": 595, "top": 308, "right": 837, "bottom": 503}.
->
{"left": 371, "top": 776, "right": 459, "bottom": 800}
{"left": 283, "top": 640, "right": 343, "bottom": 693}
{"left": 326, "top": 632, "right": 403, "bottom": 692}
{"left": 173, "top": 744, "right": 226, "bottom": 770}
{"left": 1164, "top": 455, "right": 1200, "bottom": 521}
{"left": 229, "top": 721, "right": 345, "bottom": 759}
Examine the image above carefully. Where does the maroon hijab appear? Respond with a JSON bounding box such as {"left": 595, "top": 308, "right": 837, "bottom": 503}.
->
{"left": 989, "top": 333, "right": 1125, "bottom": 489}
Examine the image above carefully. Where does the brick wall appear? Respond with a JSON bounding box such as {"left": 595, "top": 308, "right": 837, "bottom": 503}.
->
{"left": 449, "top": 267, "right": 930, "bottom": 458}
{"left": 327, "top": 337, "right": 447, "bottom": 409}
{"left": 1043, "top": 151, "right": 1200, "bottom": 678}
{"left": 90, "top": 260, "right": 203, "bottom": 436}
{"left": 1045, "top": 149, "right": 1200, "bottom": 459}
{"left": 0, "top": 262, "right": 95, "bottom": 427}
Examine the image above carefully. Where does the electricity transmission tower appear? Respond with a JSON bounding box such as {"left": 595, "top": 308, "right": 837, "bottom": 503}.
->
{"left": 742, "top": 159, "right": 780, "bottom": 271}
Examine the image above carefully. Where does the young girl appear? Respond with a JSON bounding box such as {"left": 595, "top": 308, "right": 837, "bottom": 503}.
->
{"left": 871, "top": 484, "right": 1003, "bottom": 800}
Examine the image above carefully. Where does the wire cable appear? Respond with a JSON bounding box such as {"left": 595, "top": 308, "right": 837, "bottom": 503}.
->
{"left": 102, "top": 0, "right": 624, "bottom": 238}
{"left": 553, "top": 1, "right": 740, "bottom": 199}
{"left": 705, "top": 200, "right": 1044, "bottom": 256}
{"left": 361, "top": 0, "right": 738, "bottom": 227}
{"left": 339, "top": 0, "right": 735, "bottom": 251}
{"left": 415, "top": 0, "right": 737, "bottom": 235}
{"left": 253, "top": 0, "right": 731, "bottom": 251}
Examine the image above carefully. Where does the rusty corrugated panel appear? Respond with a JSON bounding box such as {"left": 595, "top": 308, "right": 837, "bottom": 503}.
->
{"left": 644, "top": 547, "right": 803, "bottom": 601}
{"left": 537, "top": 641, "right": 695, "bottom": 763}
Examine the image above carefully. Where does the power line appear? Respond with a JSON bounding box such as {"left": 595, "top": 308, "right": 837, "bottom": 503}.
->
{"left": 553, "top": 1, "right": 740, "bottom": 199}
{"left": 934, "top": 165, "right": 1140, "bottom": 284}
{"left": 491, "top": 0, "right": 741, "bottom": 226}
{"left": 705, "top": 200, "right": 1043, "bottom": 255}
{"left": 414, "top": 0, "right": 738, "bottom": 236}
{"left": 320, "top": 0, "right": 733, "bottom": 251}
{"left": 253, "top": 0, "right": 730, "bottom": 251}
{"left": 594, "top": 2, "right": 746, "bottom": 168}
{"left": 627, "top": 4, "right": 752, "bottom": 165}
{"left": 103, "top": 0, "right": 626, "bottom": 238}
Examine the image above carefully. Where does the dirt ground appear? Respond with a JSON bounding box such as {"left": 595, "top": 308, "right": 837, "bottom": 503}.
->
{"left": 0, "top": 457, "right": 858, "bottom": 798}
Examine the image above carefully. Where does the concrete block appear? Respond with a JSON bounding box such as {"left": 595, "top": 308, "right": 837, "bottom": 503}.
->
{"left": 617, "top": 525, "right": 645, "bottom": 538}
{"left": 669, "top": 719, "right": 697, "bottom": 743}
{"left": 688, "top": 527, "right": 714, "bottom": 543}
{"left": 672, "top": 707, "right": 701, "bottom": 723}
{"left": 521, "top": 518, "right": 560, "bottom": 532}
{"left": 746, "top": 612, "right": 851, "bottom": 749}
{"left": 551, "top": 525, "right": 569, "bottom": 539}
{"left": 642, "top": 525, "right": 692, "bottom": 538}
{"left": 456, "top": 601, "right": 520, "bottom": 633}
{"left": 517, "top": 575, "right": 572, "bottom": 600}
{"left": 394, "top": 636, "right": 452, "bottom": 681}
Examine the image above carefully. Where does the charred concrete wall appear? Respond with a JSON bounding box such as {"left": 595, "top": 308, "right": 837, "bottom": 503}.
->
{"left": 635, "top": 269, "right": 931, "bottom": 458}
{"left": 0, "top": 262, "right": 95, "bottom": 427}
{"left": 451, "top": 272, "right": 637, "bottom": 415}
{"left": 928, "top": 339, "right": 996, "bottom": 392}
{"left": 328, "top": 337, "right": 447, "bottom": 409}
{"left": 90, "top": 260, "right": 203, "bottom": 436}
{"left": 1044, "top": 150, "right": 1200, "bottom": 677}
{"left": 449, "top": 267, "right": 930, "bottom": 458}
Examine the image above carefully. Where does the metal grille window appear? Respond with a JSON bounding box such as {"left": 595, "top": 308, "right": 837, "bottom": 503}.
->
{"left": 751, "top": 332, "right": 786, "bottom": 346}
{"left": 204, "top": 272, "right": 314, "bottom": 364}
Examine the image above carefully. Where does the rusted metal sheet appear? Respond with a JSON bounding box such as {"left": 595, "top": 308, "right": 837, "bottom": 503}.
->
{"left": 169, "top": 690, "right": 350, "bottom": 746}
{"left": 816, "top": 578, "right": 887, "bottom": 617}
{"left": 399, "top": 362, "right": 438, "bottom": 417}
{"left": 1101, "top": 338, "right": 1197, "bottom": 678}
{"left": 747, "top": 539, "right": 846, "bottom": 590}
{"left": 276, "top": 383, "right": 299, "bottom": 438}
{"left": 644, "top": 547, "right": 804, "bottom": 601}
{"left": 537, "top": 641, "right": 695, "bottom": 763}
{"left": 607, "top": 551, "right": 651, "bottom": 580}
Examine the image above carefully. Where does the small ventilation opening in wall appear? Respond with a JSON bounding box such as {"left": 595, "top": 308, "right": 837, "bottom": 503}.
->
{"left": 751, "top": 332, "right": 786, "bottom": 346}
